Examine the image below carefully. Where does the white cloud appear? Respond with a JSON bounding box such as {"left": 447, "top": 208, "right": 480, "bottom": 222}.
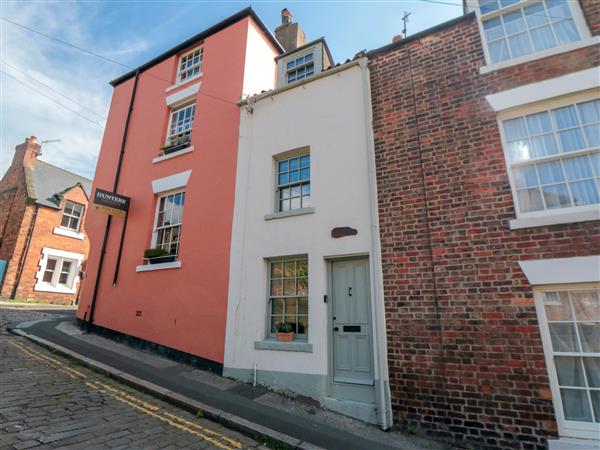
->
{"left": 0, "top": 1, "right": 149, "bottom": 180}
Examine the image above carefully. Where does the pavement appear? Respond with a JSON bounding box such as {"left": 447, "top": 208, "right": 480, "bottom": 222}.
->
{"left": 0, "top": 307, "right": 262, "bottom": 450}
{"left": 2, "top": 306, "right": 457, "bottom": 450}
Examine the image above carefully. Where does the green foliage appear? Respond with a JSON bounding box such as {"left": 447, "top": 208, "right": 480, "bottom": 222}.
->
{"left": 196, "top": 409, "right": 204, "bottom": 418}
{"left": 275, "top": 322, "right": 294, "bottom": 333}
{"left": 143, "top": 248, "right": 169, "bottom": 259}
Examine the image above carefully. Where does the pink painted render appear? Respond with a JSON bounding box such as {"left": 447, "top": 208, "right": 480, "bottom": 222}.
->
{"left": 77, "top": 16, "right": 279, "bottom": 364}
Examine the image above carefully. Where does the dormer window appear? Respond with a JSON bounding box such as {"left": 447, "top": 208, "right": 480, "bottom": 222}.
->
{"left": 276, "top": 39, "right": 332, "bottom": 89}
{"left": 286, "top": 53, "right": 314, "bottom": 84}
{"left": 177, "top": 47, "right": 203, "bottom": 83}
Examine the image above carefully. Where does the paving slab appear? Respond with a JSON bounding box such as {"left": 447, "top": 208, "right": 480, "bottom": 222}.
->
{"left": 5, "top": 309, "right": 457, "bottom": 450}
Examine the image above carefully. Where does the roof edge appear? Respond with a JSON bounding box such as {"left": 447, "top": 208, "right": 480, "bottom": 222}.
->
{"left": 366, "top": 12, "right": 476, "bottom": 58}
{"left": 110, "top": 7, "right": 283, "bottom": 87}
{"left": 239, "top": 57, "right": 366, "bottom": 106}
{"left": 274, "top": 37, "right": 334, "bottom": 66}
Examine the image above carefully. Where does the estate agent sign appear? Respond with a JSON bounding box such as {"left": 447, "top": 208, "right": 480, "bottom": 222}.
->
{"left": 93, "top": 188, "right": 130, "bottom": 218}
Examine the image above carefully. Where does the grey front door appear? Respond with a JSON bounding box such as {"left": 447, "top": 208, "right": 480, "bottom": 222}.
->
{"left": 331, "top": 258, "right": 374, "bottom": 385}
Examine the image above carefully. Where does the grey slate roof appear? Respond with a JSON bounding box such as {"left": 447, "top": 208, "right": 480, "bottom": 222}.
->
{"left": 24, "top": 161, "right": 92, "bottom": 209}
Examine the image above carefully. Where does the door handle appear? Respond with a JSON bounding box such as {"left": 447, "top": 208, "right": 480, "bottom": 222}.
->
{"left": 333, "top": 327, "right": 339, "bottom": 332}
{"left": 348, "top": 287, "right": 352, "bottom": 296}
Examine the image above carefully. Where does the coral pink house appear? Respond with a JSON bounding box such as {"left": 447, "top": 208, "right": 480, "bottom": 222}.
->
{"left": 77, "top": 8, "right": 281, "bottom": 368}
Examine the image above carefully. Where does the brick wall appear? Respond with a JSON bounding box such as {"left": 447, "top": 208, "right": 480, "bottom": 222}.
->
{"left": 0, "top": 138, "right": 90, "bottom": 304}
{"left": 369, "top": 5, "right": 599, "bottom": 450}
{"left": 12, "top": 187, "right": 90, "bottom": 304}
{"left": 0, "top": 140, "right": 36, "bottom": 298}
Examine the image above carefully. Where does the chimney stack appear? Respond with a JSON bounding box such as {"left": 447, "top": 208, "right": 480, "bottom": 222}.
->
{"left": 275, "top": 8, "right": 306, "bottom": 52}
{"left": 12, "top": 136, "right": 41, "bottom": 168}
{"left": 392, "top": 34, "right": 404, "bottom": 43}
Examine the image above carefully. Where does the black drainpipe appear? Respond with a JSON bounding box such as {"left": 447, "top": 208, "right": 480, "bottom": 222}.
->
{"left": 86, "top": 70, "right": 140, "bottom": 331}
{"left": 11, "top": 203, "right": 39, "bottom": 299}
{"left": 406, "top": 47, "right": 449, "bottom": 424}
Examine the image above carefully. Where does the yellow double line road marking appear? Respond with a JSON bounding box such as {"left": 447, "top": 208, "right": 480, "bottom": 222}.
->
{"left": 9, "top": 340, "right": 243, "bottom": 450}
{"left": 10, "top": 341, "right": 86, "bottom": 380}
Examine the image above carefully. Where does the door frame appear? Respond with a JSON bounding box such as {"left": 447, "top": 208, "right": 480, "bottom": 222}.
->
{"left": 325, "top": 253, "right": 376, "bottom": 396}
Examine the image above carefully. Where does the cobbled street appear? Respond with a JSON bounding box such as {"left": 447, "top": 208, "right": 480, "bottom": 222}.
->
{"left": 0, "top": 307, "right": 264, "bottom": 450}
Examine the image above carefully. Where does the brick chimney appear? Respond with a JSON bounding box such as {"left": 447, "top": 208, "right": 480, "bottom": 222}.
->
{"left": 275, "top": 8, "right": 306, "bottom": 52}
{"left": 12, "top": 136, "right": 41, "bottom": 167}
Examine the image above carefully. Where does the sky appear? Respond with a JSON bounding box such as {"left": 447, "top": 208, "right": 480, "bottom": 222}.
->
{"left": 0, "top": 0, "right": 462, "bottom": 180}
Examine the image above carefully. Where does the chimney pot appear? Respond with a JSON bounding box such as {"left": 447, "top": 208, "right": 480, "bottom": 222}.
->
{"left": 275, "top": 8, "right": 306, "bottom": 52}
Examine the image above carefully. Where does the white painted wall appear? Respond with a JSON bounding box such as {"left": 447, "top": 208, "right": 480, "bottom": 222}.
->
{"left": 242, "top": 21, "right": 277, "bottom": 97}
{"left": 225, "top": 63, "right": 378, "bottom": 377}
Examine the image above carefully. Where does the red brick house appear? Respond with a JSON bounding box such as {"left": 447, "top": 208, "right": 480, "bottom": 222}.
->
{"left": 367, "top": 1, "right": 599, "bottom": 449}
{"left": 0, "top": 136, "right": 91, "bottom": 304}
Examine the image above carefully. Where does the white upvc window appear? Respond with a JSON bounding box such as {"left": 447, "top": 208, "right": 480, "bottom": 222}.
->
{"left": 285, "top": 52, "right": 314, "bottom": 84}
{"left": 268, "top": 257, "right": 309, "bottom": 339}
{"left": 34, "top": 248, "right": 83, "bottom": 294}
{"left": 499, "top": 94, "right": 600, "bottom": 218}
{"left": 534, "top": 285, "right": 600, "bottom": 440}
{"left": 276, "top": 154, "right": 310, "bottom": 212}
{"left": 166, "top": 103, "right": 195, "bottom": 148}
{"left": 476, "top": 0, "right": 591, "bottom": 66}
{"left": 152, "top": 190, "right": 185, "bottom": 257}
{"left": 177, "top": 47, "right": 203, "bottom": 83}
{"left": 60, "top": 200, "right": 84, "bottom": 231}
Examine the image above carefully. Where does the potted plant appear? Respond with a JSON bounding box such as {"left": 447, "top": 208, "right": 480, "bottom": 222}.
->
{"left": 143, "top": 248, "right": 176, "bottom": 264}
{"left": 275, "top": 322, "right": 295, "bottom": 342}
{"left": 160, "top": 142, "right": 187, "bottom": 155}
{"left": 160, "top": 136, "right": 191, "bottom": 155}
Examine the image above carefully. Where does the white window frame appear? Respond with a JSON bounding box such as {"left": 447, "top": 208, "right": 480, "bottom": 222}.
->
{"left": 285, "top": 52, "right": 315, "bottom": 85}
{"left": 276, "top": 43, "right": 324, "bottom": 88}
{"left": 533, "top": 283, "right": 600, "bottom": 440}
{"left": 266, "top": 256, "right": 309, "bottom": 341}
{"left": 165, "top": 102, "right": 196, "bottom": 148}
{"left": 151, "top": 189, "right": 185, "bottom": 258}
{"left": 34, "top": 248, "right": 84, "bottom": 294}
{"left": 470, "top": 0, "right": 593, "bottom": 72}
{"left": 60, "top": 200, "right": 84, "bottom": 232}
{"left": 497, "top": 90, "right": 600, "bottom": 228}
{"left": 176, "top": 46, "right": 203, "bottom": 84}
{"left": 274, "top": 151, "right": 311, "bottom": 213}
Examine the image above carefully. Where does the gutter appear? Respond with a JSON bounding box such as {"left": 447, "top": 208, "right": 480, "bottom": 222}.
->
{"left": 366, "top": 12, "right": 475, "bottom": 58}
{"left": 110, "top": 7, "right": 283, "bottom": 87}
{"left": 358, "top": 58, "right": 393, "bottom": 430}
{"left": 86, "top": 70, "right": 140, "bottom": 331}
{"left": 239, "top": 59, "right": 363, "bottom": 107}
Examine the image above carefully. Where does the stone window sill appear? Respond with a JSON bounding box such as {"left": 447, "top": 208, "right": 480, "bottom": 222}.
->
{"left": 165, "top": 74, "right": 203, "bottom": 93}
{"left": 264, "top": 207, "right": 315, "bottom": 221}
{"left": 34, "top": 283, "right": 76, "bottom": 294}
{"left": 136, "top": 261, "right": 181, "bottom": 272}
{"left": 480, "top": 37, "right": 600, "bottom": 75}
{"left": 254, "top": 339, "right": 313, "bottom": 353}
{"left": 152, "top": 146, "right": 193, "bottom": 164}
{"left": 53, "top": 227, "right": 84, "bottom": 240}
{"left": 509, "top": 208, "right": 599, "bottom": 230}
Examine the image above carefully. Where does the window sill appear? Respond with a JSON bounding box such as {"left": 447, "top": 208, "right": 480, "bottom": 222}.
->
{"left": 254, "top": 340, "right": 313, "bottom": 353}
{"left": 548, "top": 437, "right": 600, "bottom": 449}
{"left": 509, "top": 208, "right": 599, "bottom": 230}
{"left": 480, "top": 37, "right": 600, "bottom": 75}
{"left": 136, "top": 261, "right": 181, "bottom": 272}
{"left": 34, "top": 283, "right": 76, "bottom": 294}
{"left": 152, "top": 146, "right": 193, "bottom": 164}
{"left": 165, "top": 74, "right": 203, "bottom": 93}
{"left": 264, "top": 207, "right": 315, "bottom": 221}
{"left": 53, "top": 227, "right": 84, "bottom": 240}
